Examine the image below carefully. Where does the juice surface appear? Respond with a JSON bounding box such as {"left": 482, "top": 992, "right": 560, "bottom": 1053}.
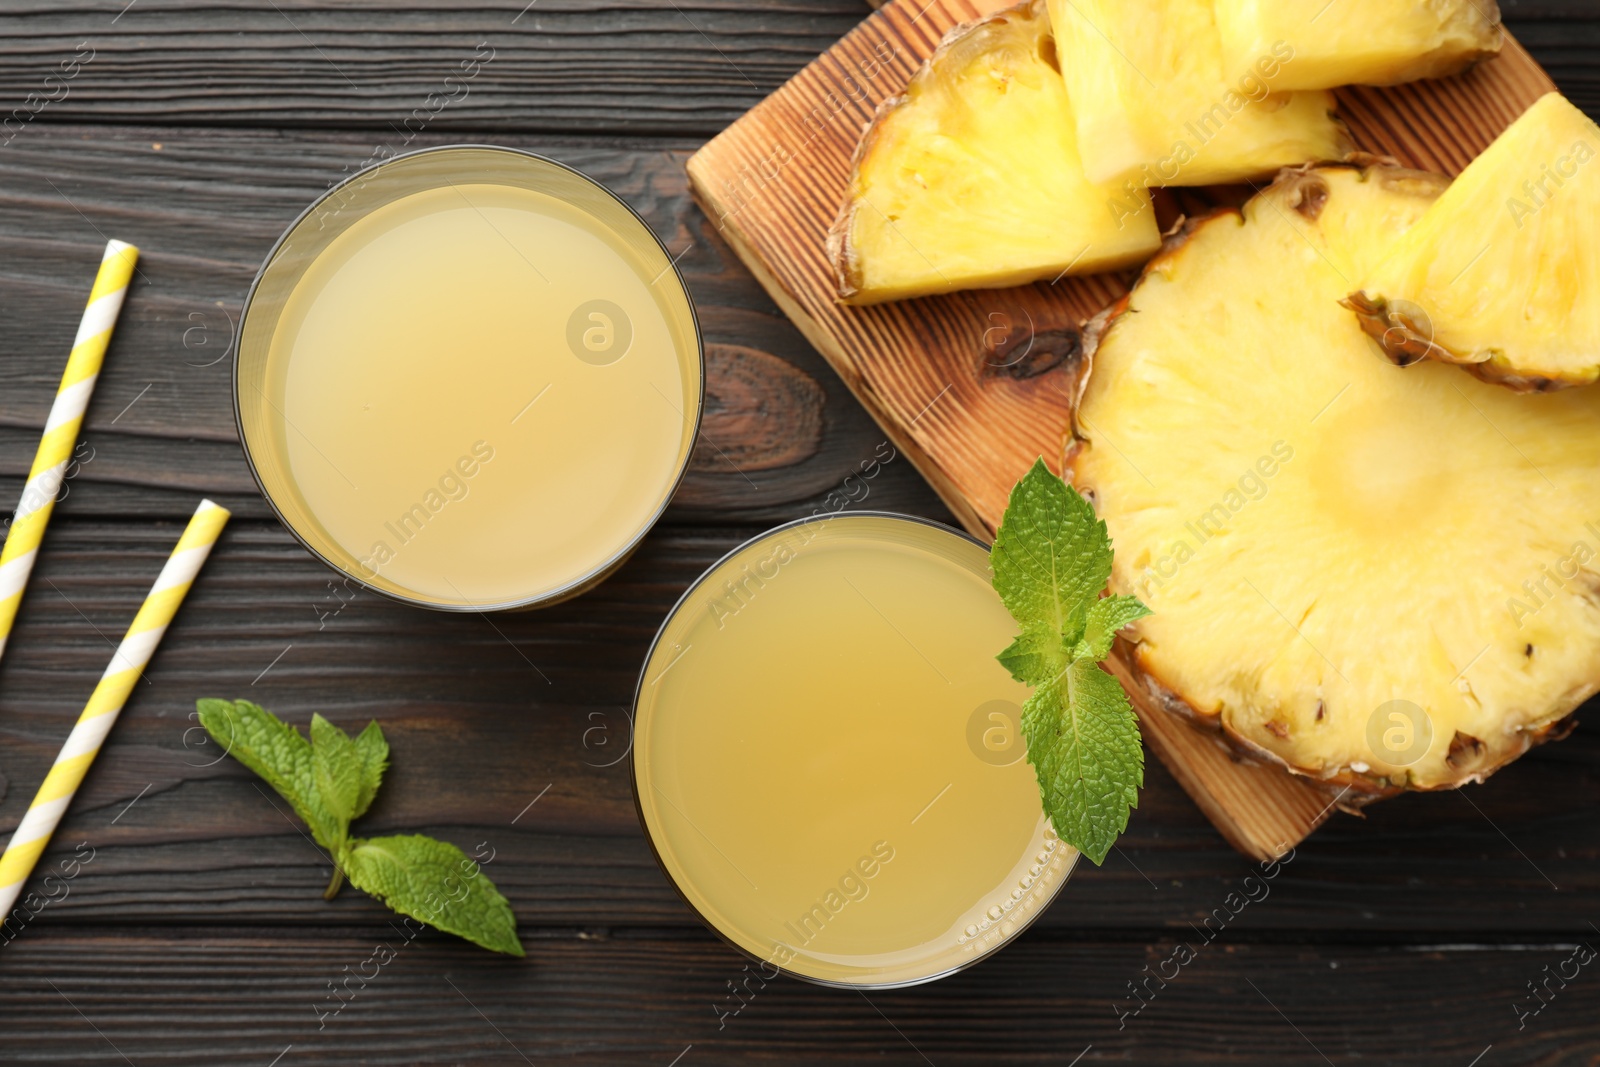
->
{"left": 635, "top": 515, "right": 1074, "bottom": 986}
{"left": 264, "top": 180, "right": 694, "bottom": 605}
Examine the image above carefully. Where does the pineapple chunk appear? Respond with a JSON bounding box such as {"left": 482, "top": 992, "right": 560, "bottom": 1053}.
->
{"left": 827, "top": 0, "right": 1161, "bottom": 305}
{"left": 1047, "top": 0, "right": 1350, "bottom": 187}
{"left": 1214, "top": 0, "right": 1502, "bottom": 91}
{"left": 1071, "top": 162, "right": 1600, "bottom": 793}
{"left": 1349, "top": 93, "right": 1600, "bottom": 390}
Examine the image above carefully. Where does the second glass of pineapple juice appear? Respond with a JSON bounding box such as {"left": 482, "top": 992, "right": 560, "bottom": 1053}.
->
{"left": 633, "top": 513, "right": 1075, "bottom": 988}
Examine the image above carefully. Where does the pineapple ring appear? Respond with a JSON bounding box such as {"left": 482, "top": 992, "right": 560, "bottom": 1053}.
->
{"left": 1070, "top": 162, "right": 1600, "bottom": 794}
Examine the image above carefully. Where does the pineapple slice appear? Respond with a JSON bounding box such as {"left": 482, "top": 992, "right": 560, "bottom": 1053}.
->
{"left": 1070, "top": 162, "right": 1600, "bottom": 794}
{"left": 1047, "top": 0, "right": 1350, "bottom": 187}
{"left": 1348, "top": 93, "right": 1600, "bottom": 390}
{"left": 827, "top": 0, "right": 1162, "bottom": 305}
{"left": 1214, "top": 0, "right": 1501, "bottom": 91}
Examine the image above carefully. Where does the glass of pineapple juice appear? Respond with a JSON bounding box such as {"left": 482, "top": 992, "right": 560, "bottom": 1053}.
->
{"left": 633, "top": 512, "right": 1076, "bottom": 987}
{"left": 235, "top": 146, "right": 702, "bottom": 610}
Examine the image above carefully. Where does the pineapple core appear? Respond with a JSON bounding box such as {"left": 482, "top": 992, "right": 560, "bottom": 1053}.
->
{"left": 1072, "top": 164, "right": 1600, "bottom": 791}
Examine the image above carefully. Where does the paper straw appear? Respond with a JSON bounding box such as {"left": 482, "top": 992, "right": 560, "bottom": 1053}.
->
{"left": 0, "top": 499, "right": 229, "bottom": 919}
{"left": 0, "top": 239, "right": 140, "bottom": 666}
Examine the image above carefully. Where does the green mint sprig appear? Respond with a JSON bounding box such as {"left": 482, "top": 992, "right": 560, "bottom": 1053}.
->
{"left": 990, "top": 459, "right": 1150, "bottom": 865}
{"left": 197, "top": 699, "right": 523, "bottom": 956}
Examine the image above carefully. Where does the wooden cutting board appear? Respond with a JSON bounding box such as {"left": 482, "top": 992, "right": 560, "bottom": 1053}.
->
{"left": 685, "top": 0, "right": 1557, "bottom": 860}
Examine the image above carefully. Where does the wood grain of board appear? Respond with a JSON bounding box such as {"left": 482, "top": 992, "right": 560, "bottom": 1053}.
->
{"left": 686, "top": 0, "right": 1561, "bottom": 860}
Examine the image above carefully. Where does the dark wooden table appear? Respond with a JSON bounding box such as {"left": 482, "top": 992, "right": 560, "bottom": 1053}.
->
{"left": 0, "top": 2, "right": 1596, "bottom": 1064}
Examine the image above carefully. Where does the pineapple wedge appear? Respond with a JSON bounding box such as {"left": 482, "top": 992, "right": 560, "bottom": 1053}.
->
{"left": 827, "top": 0, "right": 1161, "bottom": 305}
{"left": 1348, "top": 93, "right": 1600, "bottom": 390}
{"left": 1070, "top": 162, "right": 1600, "bottom": 795}
{"left": 1047, "top": 0, "right": 1350, "bottom": 187}
{"left": 1214, "top": 0, "right": 1501, "bottom": 91}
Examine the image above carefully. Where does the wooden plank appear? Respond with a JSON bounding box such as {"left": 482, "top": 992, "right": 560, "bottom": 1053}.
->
{"left": 0, "top": 520, "right": 1593, "bottom": 933}
{"left": 1, "top": 931, "right": 1596, "bottom": 1065}
{"left": 0, "top": 3, "right": 1590, "bottom": 136}
{"left": 0, "top": 125, "right": 946, "bottom": 525}
{"left": 0, "top": 0, "right": 869, "bottom": 137}
{"left": 686, "top": 0, "right": 1565, "bottom": 859}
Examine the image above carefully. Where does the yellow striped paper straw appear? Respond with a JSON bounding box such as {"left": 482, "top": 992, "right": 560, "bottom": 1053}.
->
{"left": 0, "top": 239, "right": 139, "bottom": 666}
{"left": 0, "top": 498, "right": 229, "bottom": 919}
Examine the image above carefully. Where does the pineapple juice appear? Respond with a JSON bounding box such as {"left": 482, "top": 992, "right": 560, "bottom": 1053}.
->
{"left": 634, "top": 514, "right": 1075, "bottom": 987}
{"left": 239, "top": 149, "right": 701, "bottom": 609}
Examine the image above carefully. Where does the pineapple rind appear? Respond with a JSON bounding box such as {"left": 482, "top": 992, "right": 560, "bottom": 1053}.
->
{"left": 828, "top": 0, "right": 1162, "bottom": 306}
{"left": 1072, "top": 162, "right": 1600, "bottom": 792}
{"left": 1352, "top": 93, "right": 1600, "bottom": 390}
{"left": 1047, "top": 0, "right": 1351, "bottom": 187}
{"left": 1214, "top": 0, "right": 1502, "bottom": 91}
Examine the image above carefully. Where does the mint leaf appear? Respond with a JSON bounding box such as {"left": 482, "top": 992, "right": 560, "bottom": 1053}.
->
{"left": 1021, "top": 659, "right": 1145, "bottom": 865}
{"left": 201, "top": 699, "right": 522, "bottom": 956}
{"left": 990, "top": 460, "right": 1149, "bottom": 866}
{"left": 1078, "top": 595, "right": 1151, "bottom": 661}
{"left": 197, "top": 699, "right": 341, "bottom": 851}
{"left": 345, "top": 834, "right": 524, "bottom": 957}
{"left": 311, "top": 714, "right": 362, "bottom": 826}
{"left": 997, "top": 624, "right": 1067, "bottom": 686}
{"left": 992, "top": 459, "right": 1112, "bottom": 642}
{"left": 351, "top": 721, "right": 389, "bottom": 819}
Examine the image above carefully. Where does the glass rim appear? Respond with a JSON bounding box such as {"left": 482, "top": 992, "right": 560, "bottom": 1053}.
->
{"left": 232, "top": 143, "right": 706, "bottom": 613}
{"left": 628, "top": 509, "right": 1070, "bottom": 990}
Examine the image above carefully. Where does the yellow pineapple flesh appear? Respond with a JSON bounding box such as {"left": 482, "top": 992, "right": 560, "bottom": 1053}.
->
{"left": 1070, "top": 162, "right": 1600, "bottom": 793}
{"left": 827, "top": 0, "right": 1161, "bottom": 306}
{"left": 1046, "top": 0, "right": 1350, "bottom": 187}
{"left": 1349, "top": 93, "right": 1600, "bottom": 390}
{"left": 1214, "top": 0, "right": 1501, "bottom": 91}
